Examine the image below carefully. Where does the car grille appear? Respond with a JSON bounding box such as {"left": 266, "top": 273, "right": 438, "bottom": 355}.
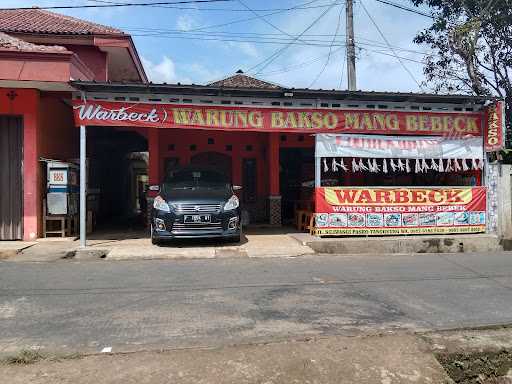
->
{"left": 172, "top": 222, "right": 223, "bottom": 231}
{"left": 175, "top": 203, "right": 221, "bottom": 213}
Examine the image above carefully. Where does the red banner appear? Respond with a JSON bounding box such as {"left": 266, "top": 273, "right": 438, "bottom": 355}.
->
{"left": 314, "top": 187, "right": 487, "bottom": 236}
{"left": 73, "top": 100, "right": 484, "bottom": 136}
{"left": 485, "top": 100, "right": 506, "bottom": 151}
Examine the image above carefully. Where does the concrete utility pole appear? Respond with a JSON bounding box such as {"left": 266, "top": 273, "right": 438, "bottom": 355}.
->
{"left": 346, "top": 0, "right": 357, "bottom": 90}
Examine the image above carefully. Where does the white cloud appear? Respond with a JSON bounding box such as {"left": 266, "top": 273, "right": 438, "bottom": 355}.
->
{"left": 141, "top": 56, "right": 178, "bottom": 83}
{"left": 187, "top": 63, "right": 224, "bottom": 84}
{"left": 227, "top": 42, "right": 259, "bottom": 58}
{"left": 176, "top": 15, "right": 197, "bottom": 31}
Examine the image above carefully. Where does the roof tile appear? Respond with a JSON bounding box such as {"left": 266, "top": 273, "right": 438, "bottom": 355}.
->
{"left": 208, "top": 72, "right": 282, "bottom": 89}
{"left": 0, "top": 8, "right": 124, "bottom": 35}
{"left": 0, "top": 31, "right": 69, "bottom": 53}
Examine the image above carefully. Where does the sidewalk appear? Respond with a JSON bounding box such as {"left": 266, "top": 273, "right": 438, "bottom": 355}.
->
{"left": 1, "top": 227, "right": 314, "bottom": 261}
{"left": 0, "top": 333, "right": 449, "bottom": 384}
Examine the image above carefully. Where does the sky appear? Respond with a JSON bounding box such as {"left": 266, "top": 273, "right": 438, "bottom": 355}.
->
{"left": 6, "top": 0, "right": 434, "bottom": 92}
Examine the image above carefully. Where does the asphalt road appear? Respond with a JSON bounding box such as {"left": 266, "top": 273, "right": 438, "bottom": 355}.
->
{"left": 1, "top": 252, "right": 512, "bottom": 354}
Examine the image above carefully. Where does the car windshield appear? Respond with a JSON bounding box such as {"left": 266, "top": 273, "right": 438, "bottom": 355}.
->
{"left": 162, "top": 169, "right": 230, "bottom": 190}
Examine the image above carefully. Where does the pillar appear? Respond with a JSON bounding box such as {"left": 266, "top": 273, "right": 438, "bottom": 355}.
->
{"left": 147, "top": 128, "right": 160, "bottom": 226}
{"left": 148, "top": 128, "right": 160, "bottom": 189}
{"left": 23, "top": 107, "right": 39, "bottom": 240}
{"left": 268, "top": 132, "right": 281, "bottom": 226}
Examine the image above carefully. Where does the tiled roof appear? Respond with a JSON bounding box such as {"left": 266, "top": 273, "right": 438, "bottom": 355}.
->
{"left": 0, "top": 8, "right": 124, "bottom": 35}
{"left": 0, "top": 31, "right": 69, "bottom": 53}
{"left": 208, "top": 71, "right": 283, "bottom": 89}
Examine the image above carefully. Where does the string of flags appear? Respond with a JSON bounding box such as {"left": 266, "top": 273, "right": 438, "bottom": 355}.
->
{"left": 323, "top": 158, "right": 484, "bottom": 174}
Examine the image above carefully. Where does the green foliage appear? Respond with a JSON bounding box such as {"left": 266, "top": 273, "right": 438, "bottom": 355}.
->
{"left": 411, "top": 0, "right": 512, "bottom": 147}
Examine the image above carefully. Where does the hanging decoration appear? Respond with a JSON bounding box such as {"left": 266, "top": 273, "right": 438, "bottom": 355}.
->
{"left": 321, "top": 157, "right": 484, "bottom": 174}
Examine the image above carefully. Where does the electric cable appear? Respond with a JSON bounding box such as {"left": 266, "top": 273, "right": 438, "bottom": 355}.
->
{"left": 359, "top": 0, "right": 423, "bottom": 89}
{"left": 372, "top": 0, "right": 433, "bottom": 18}
{"left": 243, "top": 1, "right": 337, "bottom": 74}
{"left": 308, "top": 4, "right": 344, "bottom": 87}
{"left": 1, "top": 0, "right": 234, "bottom": 10}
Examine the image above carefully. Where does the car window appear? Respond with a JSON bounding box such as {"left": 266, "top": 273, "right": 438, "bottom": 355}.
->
{"left": 163, "top": 170, "right": 230, "bottom": 189}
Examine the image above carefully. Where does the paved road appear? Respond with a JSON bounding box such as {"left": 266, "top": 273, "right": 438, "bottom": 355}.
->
{"left": 1, "top": 252, "right": 512, "bottom": 354}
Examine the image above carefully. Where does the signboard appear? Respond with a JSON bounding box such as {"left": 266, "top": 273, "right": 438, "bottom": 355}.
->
{"left": 316, "top": 134, "right": 483, "bottom": 159}
{"left": 314, "top": 187, "right": 486, "bottom": 236}
{"left": 485, "top": 100, "right": 506, "bottom": 151}
{"left": 73, "top": 100, "right": 484, "bottom": 136}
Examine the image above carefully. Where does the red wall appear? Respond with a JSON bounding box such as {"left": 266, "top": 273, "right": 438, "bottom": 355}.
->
{"left": 149, "top": 128, "right": 315, "bottom": 199}
{"left": 0, "top": 88, "right": 79, "bottom": 239}
{"left": 65, "top": 45, "right": 108, "bottom": 81}
{"left": 0, "top": 88, "right": 39, "bottom": 240}
{"left": 39, "top": 93, "right": 78, "bottom": 159}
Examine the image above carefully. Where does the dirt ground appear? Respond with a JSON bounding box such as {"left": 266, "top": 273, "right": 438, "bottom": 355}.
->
{"left": 0, "top": 333, "right": 449, "bottom": 384}
{"left": 5, "top": 328, "right": 512, "bottom": 384}
{"left": 423, "top": 327, "right": 512, "bottom": 384}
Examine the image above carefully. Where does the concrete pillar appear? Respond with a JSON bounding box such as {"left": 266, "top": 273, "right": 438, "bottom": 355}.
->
{"left": 147, "top": 129, "right": 160, "bottom": 228}
{"left": 497, "top": 164, "right": 512, "bottom": 239}
{"left": 268, "top": 133, "right": 281, "bottom": 226}
{"left": 486, "top": 162, "right": 512, "bottom": 240}
{"left": 148, "top": 128, "right": 160, "bottom": 187}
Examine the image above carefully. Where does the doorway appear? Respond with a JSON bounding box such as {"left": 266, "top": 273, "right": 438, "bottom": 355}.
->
{"left": 0, "top": 116, "right": 23, "bottom": 240}
{"left": 280, "top": 147, "right": 315, "bottom": 225}
{"left": 87, "top": 127, "right": 148, "bottom": 231}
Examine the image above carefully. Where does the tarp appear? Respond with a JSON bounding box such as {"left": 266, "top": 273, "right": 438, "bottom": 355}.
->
{"left": 315, "top": 134, "right": 484, "bottom": 159}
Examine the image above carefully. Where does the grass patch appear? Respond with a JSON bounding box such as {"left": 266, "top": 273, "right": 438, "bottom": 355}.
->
{"left": 1, "top": 350, "right": 83, "bottom": 365}
{"left": 1, "top": 350, "right": 47, "bottom": 365}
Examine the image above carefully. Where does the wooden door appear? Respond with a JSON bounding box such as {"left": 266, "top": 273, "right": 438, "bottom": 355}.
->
{"left": 0, "top": 116, "right": 23, "bottom": 240}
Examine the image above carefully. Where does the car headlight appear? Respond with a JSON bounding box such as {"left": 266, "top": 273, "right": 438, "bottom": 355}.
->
{"left": 224, "top": 195, "right": 239, "bottom": 211}
{"left": 153, "top": 195, "right": 170, "bottom": 212}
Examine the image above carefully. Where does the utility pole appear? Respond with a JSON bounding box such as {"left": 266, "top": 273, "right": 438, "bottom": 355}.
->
{"left": 346, "top": 0, "right": 357, "bottom": 90}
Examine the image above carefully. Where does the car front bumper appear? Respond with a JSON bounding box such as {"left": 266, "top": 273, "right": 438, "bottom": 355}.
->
{"left": 151, "top": 208, "right": 241, "bottom": 239}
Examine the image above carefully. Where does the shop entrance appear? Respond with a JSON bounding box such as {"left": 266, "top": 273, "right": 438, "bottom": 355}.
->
{"left": 87, "top": 127, "right": 148, "bottom": 232}
{"left": 280, "top": 147, "right": 315, "bottom": 225}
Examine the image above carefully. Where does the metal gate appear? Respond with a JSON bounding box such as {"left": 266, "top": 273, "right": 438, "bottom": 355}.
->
{"left": 0, "top": 116, "right": 23, "bottom": 240}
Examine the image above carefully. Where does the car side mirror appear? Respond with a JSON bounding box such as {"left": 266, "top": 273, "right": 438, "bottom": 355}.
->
{"left": 233, "top": 185, "right": 242, "bottom": 191}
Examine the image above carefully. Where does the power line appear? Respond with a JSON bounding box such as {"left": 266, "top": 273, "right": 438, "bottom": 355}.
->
{"left": 129, "top": 29, "right": 429, "bottom": 55}
{"left": 259, "top": 47, "right": 344, "bottom": 76}
{"left": 236, "top": 0, "right": 311, "bottom": 46}
{"left": 89, "top": 0, "right": 344, "bottom": 11}
{"left": 249, "top": 3, "right": 334, "bottom": 74}
{"left": 359, "top": 46, "right": 426, "bottom": 64}
{"left": 359, "top": 0, "right": 423, "bottom": 89}
{"left": 1, "top": 0, "right": 233, "bottom": 10}
{"left": 248, "top": 1, "right": 338, "bottom": 75}
{"left": 339, "top": 46, "right": 346, "bottom": 89}
{"left": 373, "top": 0, "right": 433, "bottom": 18}
{"left": 308, "top": 4, "right": 344, "bottom": 87}
{"left": 176, "top": 0, "right": 332, "bottom": 33}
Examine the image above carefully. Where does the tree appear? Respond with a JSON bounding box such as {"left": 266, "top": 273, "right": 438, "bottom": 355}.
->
{"left": 411, "top": 0, "right": 512, "bottom": 145}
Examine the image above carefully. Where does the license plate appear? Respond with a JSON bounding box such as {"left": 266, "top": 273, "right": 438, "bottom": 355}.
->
{"left": 184, "top": 214, "right": 211, "bottom": 223}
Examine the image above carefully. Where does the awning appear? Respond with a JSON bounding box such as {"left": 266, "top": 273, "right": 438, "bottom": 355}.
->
{"left": 315, "top": 134, "right": 484, "bottom": 160}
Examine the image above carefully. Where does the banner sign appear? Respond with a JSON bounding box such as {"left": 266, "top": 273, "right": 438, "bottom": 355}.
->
{"left": 485, "top": 100, "right": 506, "bottom": 151}
{"left": 316, "top": 134, "right": 483, "bottom": 159}
{"left": 73, "top": 100, "right": 484, "bottom": 136}
{"left": 314, "top": 187, "right": 487, "bottom": 236}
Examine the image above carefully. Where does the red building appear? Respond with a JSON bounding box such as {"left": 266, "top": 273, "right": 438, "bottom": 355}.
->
{"left": 0, "top": 8, "right": 146, "bottom": 240}
{"left": 0, "top": 9, "right": 504, "bottom": 243}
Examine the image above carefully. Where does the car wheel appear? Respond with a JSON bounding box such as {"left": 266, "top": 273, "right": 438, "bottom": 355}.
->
{"left": 150, "top": 224, "right": 160, "bottom": 246}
